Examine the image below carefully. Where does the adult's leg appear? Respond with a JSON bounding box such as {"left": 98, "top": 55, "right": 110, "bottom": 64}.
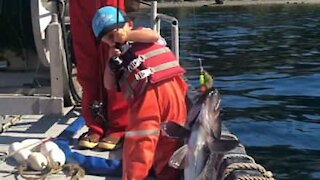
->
{"left": 97, "top": 0, "right": 128, "bottom": 150}
{"left": 105, "top": 88, "right": 128, "bottom": 137}
{"left": 98, "top": 87, "right": 128, "bottom": 150}
{"left": 69, "top": 0, "right": 105, "bottom": 141}
{"left": 70, "top": 0, "right": 126, "bottom": 133}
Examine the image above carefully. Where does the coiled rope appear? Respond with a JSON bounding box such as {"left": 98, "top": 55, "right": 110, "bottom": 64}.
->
{"left": 223, "top": 162, "right": 274, "bottom": 180}
{"left": 218, "top": 153, "right": 256, "bottom": 169}
{"left": 0, "top": 162, "right": 85, "bottom": 180}
{"left": 235, "top": 175, "right": 274, "bottom": 180}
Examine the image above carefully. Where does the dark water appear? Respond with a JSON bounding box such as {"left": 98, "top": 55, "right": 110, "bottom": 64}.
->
{"left": 159, "top": 4, "right": 320, "bottom": 180}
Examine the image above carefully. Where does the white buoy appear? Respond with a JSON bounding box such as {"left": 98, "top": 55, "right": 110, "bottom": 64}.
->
{"left": 47, "top": 148, "right": 66, "bottom": 167}
{"left": 27, "top": 152, "right": 48, "bottom": 171}
{"left": 14, "top": 149, "right": 32, "bottom": 164}
{"left": 8, "top": 142, "right": 23, "bottom": 155}
{"left": 40, "top": 141, "right": 59, "bottom": 155}
{"left": 21, "top": 139, "right": 42, "bottom": 151}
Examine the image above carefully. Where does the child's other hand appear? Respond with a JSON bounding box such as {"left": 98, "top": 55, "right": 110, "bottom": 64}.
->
{"left": 115, "top": 28, "right": 128, "bottom": 44}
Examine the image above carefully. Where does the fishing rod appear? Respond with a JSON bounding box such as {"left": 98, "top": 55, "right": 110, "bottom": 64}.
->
{"left": 117, "top": 0, "right": 119, "bottom": 29}
{"left": 109, "top": 0, "right": 124, "bottom": 92}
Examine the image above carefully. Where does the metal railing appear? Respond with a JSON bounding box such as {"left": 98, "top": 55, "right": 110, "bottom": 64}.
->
{"left": 150, "top": 1, "right": 180, "bottom": 60}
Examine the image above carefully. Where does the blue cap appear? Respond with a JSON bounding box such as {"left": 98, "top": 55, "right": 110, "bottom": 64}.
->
{"left": 92, "top": 6, "right": 128, "bottom": 40}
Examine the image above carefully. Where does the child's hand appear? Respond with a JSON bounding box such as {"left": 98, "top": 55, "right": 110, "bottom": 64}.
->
{"left": 114, "top": 28, "right": 128, "bottom": 44}
{"left": 110, "top": 48, "right": 122, "bottom": 57}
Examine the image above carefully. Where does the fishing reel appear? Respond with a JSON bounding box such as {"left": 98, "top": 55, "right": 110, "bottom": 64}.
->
{"left": 109, "top": 43, "right": 124, "bottom": 72}
{"left": 90, "top": 100, "right": 106, "bottom": 121}
{"left": 109, "top": 56, "right": 124, "bottom": 92}
{"left": 109, "top": 43, "right": 125, "bottom": 92}
{"left": 90, "top": 100, "right": 109, "bottom": 129}
{"left": 109, "top": 56, "right": 124, "bottom": 72}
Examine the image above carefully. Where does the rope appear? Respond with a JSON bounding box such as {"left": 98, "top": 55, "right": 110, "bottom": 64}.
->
{"left": 19, "top": 163, "right": 53, "bottom": 180}
{"left": 217, "top": 153, "right": 256, "bottom": 171}
{"left": 0, "top": 151, "right": 7, "bottom": 165}
{"left": 236, "top": 175, "right": 274, "bottom": 180}
{"left": 223, "top": 162, "right": 274, "bottom": 180}
{"left": 0, "top": 163, "right": 85, "bottom": 180}
{"left": 216, "top": 153, "right": 255, "bottom": 180}
{"left": 63, "top": 163, "right": 85, "bottom": 180}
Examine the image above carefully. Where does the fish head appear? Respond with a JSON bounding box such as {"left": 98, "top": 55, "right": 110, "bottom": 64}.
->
{"left": 199, "top": 89, "right": 222, "bottom": 140}
{"left": 200, "top": 89, "right": 239, "bottom": 153}
{"left": 160, "top": 88, "right": 223, "bottom": 145}
{"left": 159, "top": 88, "right": 214, "bottom": 140}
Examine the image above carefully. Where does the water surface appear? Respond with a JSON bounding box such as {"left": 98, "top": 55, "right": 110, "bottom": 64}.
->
{"left": 159, "top": 4, "right": 320, "bottom": 180}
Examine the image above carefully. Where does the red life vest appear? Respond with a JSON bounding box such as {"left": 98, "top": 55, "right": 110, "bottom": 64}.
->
{"left": 118, "top": 42, "right": 185, "bottom": 99}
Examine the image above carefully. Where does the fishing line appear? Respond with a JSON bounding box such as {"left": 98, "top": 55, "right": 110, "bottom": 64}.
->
{"left": 139, "top": 1, "right": 151, "bottom": 7}
{"left": 117, "top": 0, "right": 119, "bottom": 29}
{"left": 191, "top": 3, "right": 206, "bottom": 91}
{"left": 191, "top": 4, "right": 200, "bottom": 55}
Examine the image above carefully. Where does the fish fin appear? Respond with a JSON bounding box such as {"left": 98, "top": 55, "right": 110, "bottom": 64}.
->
{"left": 168, "top": 144, "right": 188, "bottom": 169}
{"left": 160, "top": 121, "right": 190, "bottom": 139}
{"left": 208, "top": 139, "right": 239, "bottom": 153}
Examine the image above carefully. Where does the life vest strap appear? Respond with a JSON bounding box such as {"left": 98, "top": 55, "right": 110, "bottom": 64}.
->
{"left": 122, "top": 61, "right": 181, "bottom": 99}
{"left": 135, "top": 68, "right": 153, "bottom": 80}
{"left": 127, "top": 47, "right": 171, "bottom": 72}
{"left": 134, "top": 61, "right": 180, "bottom": 81}
{"left": 141, "top": 47, "right": 171, "bottom": 60}
{"left": 127, "top": 56, "right": 144, "bottom": 72}
{"left": 150, "top": 61, "right": 180, "bottom": 75}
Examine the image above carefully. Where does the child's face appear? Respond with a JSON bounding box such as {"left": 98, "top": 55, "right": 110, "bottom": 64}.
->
{"left": 101, "top": 22, "right": 132, "bottom": 47}
{"left": 101, "top": 29, "right": 117, "bottom": 47}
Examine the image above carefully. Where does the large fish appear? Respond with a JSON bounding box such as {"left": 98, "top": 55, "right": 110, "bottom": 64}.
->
{"left": 161, "top": 88, "right": 239, "bottom": 180}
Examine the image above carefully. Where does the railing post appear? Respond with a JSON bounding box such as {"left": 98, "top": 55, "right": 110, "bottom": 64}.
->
{"left": 156, "top": 14, "right": 180, "bottom": 61}
{"left": 47, "top": 14, "right": 64, "bottom": 100}
{"left": 150, "top": 0, "right": 157, "bottom": 31}
{"left": 171, "top": 19, "right": 179, "bottom": 61}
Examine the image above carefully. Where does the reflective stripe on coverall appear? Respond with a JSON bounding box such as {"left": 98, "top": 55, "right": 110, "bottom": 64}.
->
{"left": 123, "top": 76, "right": 188, "bottom": 180}
{"left": 69, "top": 0, "right": 127, "bottom": 137}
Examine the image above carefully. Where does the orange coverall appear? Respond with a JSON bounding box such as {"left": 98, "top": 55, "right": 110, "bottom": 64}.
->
{"left": 123, "top": 76, "right": 188, "bottom": 180}
{"left": 69, "top": 0, "right": 127, "bottom": 138}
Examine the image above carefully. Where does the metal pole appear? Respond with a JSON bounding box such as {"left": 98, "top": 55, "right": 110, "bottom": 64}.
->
{"left": 47, "top": 14, "right": 64, "bottom": 99}
{"left": 172, "top": 19, "right": 179, "bottom": 61}
{"left": 150, "top": 1, "right": 157, "bottom": 31}
{"left": 156, "top": 14, "right": 180, "bottom": 61}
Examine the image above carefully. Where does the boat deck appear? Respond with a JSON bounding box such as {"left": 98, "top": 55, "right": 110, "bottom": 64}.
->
{"left": 0, "top": 108, "right": 123, "bottom": 180}
{"left": 0, "top": 106, "right": 270, "bottom": 180}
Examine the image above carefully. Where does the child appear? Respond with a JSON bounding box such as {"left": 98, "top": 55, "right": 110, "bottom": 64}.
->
{"left": 92, "top": 6, "right": 188, "bottom": 180}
